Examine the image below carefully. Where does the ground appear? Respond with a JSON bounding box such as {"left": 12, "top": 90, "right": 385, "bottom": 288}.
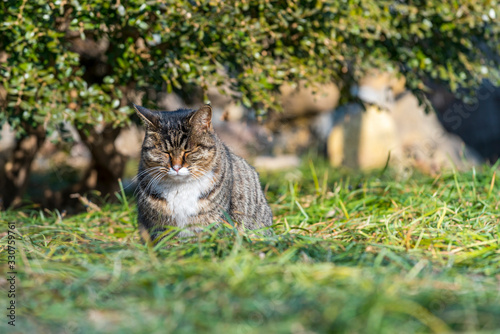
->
{"left": 1, "top": 160, "right": 500, "bottom": 333}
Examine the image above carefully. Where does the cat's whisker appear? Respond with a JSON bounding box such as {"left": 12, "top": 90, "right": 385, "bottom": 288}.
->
{"left": 141, "top": 175, "right": 160, "bottom": 198}
{"left": 135, "top": 167, "right": 161, "bottom": 185}
{"left": 126, "top": 166, "right": 167, "bottom": 191}
{"left": 134, "top": 166, "right": 166, "bottom": 182}
{"left": 143, "top": 171, "right": 166, "bottom": 195}
{"left": 150, "top": 172, "right": 167, "bottom": 190}
{"left": 135, "top": 169, "right": 166, "bottom": 197}
{"left": 133, "top": 168, "right": 162, "bottom": 188}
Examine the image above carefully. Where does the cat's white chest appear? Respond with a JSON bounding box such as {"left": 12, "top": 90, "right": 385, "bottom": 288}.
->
{"left": 157, "top": 172, "right": 214, "bottom": 231}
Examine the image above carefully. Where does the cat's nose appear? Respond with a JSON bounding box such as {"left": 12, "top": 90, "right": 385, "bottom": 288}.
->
{"left": 172, "top": 165, "right": 181, "bottom": 172}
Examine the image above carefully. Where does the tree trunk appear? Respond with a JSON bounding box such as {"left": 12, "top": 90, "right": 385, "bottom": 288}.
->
{"left": 74, "top": 124, "right": 128, "bottom": 199}
{"left": 0, "top": 125, "right": 46, "bottom": 209}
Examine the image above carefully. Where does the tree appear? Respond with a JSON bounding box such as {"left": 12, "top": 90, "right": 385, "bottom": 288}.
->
{"left": 1, "top": 0, "right": 499, "bottom": 208}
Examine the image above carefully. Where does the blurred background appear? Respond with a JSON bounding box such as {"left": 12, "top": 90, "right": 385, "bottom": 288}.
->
{"left": 1, "top": 1, "right": 499, "bottom": 210}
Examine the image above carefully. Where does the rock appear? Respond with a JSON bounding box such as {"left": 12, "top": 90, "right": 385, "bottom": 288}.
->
{"left": 0, "top": 123, "right": 15, "bottom": 153}
{"left": 327, "top": 104, "right": 397, "bottom": 169}
{"left": 157, "top": 92, "right": 187, "bottom": 111}
{"left": 264, "top": 81, "right": 340, "bottom": 155}
{"left": 115, "top": 125, "right": 144, "bottom": 158}
{"left": 269, "top": 119, "right": 317, "bottom": 155}
{"left": 279, "top": 81, "right": 340, "bottom": 118}
{"left": 253, "top": 155, "right": 301, "bottom": 171}
{"left": 327, "top": 73, "right": 482, "bottom": 174}
{"left": 358, "top": 71, "right": 406, "bottom": 97}
{"left": 214, "top": 121, "right": 272, "bottom": 159}
{"left": 390, "top": 93, "right": 481, "bottom": 174}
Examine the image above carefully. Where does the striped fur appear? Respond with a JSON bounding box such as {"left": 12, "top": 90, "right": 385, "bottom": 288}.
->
{"left": 133, "top": 104, "right": 273, "bottom": 239}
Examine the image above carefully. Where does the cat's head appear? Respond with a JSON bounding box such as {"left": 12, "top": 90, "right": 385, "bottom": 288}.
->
{"left": 134, "top": 104, "right": 216, "bottom": 181}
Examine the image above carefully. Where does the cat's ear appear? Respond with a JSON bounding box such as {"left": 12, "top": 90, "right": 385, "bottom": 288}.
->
{"left": 133, "top": 104, "right": 158, "bottom": 129}
{"left": 190, "top": 105, "right": 213, "bottom": 132}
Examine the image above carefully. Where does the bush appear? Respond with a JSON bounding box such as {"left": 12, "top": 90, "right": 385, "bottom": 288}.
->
{"left": 1, "top": 0, "right": 499, "bottom": 208}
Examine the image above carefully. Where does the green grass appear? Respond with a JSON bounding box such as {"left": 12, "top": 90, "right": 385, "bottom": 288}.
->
{"left": 1, "top": 160, "right": 500, "bottom": 333}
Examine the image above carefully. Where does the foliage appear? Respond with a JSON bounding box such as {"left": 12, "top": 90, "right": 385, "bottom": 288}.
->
{"left": 1, "top": 0, "right": 500, "bottom": 137}
{"left": 2, "top": 162, "right": 500, "bottom": 333}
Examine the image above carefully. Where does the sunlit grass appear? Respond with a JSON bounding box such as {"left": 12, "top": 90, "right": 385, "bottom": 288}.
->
{"left": 1, "top": 160, "right": 500, "bottom": 333}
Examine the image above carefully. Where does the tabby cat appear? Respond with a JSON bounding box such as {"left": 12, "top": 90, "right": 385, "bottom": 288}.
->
{"left": 134, "top": 104, "right": 273, "bottom": 239}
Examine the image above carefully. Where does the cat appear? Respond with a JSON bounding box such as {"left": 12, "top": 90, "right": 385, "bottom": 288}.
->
{"left": 133, "top": 104, "right": 273, "bottom": 240}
